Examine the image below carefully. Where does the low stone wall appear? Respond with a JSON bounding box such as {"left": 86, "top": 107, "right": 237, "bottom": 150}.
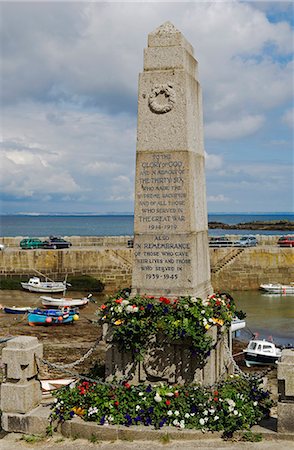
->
{"left": 0, "top": 236, "right": 293, "bottom": 291}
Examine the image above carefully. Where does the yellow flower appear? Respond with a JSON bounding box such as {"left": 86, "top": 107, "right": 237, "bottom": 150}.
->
{"left": 205, "top": 324, "right": 211, "bottom": 330}
{"left": 72, "top": 407, "right": 85, "bottom": 416}
{"left": 212, "top": 318, "right": 224, "bottom": 326}
{"left": 114, "top": 319, "right": 123, "bottom": 326}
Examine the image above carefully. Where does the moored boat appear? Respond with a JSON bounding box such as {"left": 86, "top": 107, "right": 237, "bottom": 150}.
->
{"left": 21, "top": 276, "right": 68, "bottom": 293}
{"left": 3, "top": 306, "right": 34, "bottom": 314}
{"left": 28, "top": 307, "right": 79, "bottom": 326}
{"left": 259, "top": 283, "right": 294, "bottom": 294}
{"left": 243, "top": 339, "right": 282, "bottom": 367}
{"left": 230, "top": 317, "right": 246, "bottom": 333}
{"left": 40, "top": 293, "right": 92, "bottom": 308}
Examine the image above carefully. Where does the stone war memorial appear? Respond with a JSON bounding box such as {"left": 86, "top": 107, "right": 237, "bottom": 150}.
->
{"left": 104, "top": 22, "right": 229, "bottom": 385}
{"left": 1, "top": 21, "right": 294, "bottom": 439}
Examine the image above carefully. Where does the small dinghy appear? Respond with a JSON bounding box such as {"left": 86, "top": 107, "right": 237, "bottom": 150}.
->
{"left": 28, "top": 307, "right": 79, "bottom": 326}
{"left": 243, "top": 339, "right": 282, "bottom": 367}
{"left": 40, "top": 293, "right": 92, "bottom": 308}
{"left": 3, "top": 306, "right": 33, "bottom": 314}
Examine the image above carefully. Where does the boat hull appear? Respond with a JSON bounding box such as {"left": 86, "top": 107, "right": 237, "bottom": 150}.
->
{"left": 21, "top": 283, "right": 66, "bottom": 293}
{"left": 28, "top": 308, "right": 78, "bottom": 326}
{"left": 260, "top": 283, "right": 294, "bottom": 294}
{"left": 41, "top": 296, "right": 89, "bottom": 308}
{"left": 4, "top": 306, "right": 33, "bottom": 314}
{"left": 244, "top": 351, "right": 280, "bottom": 367}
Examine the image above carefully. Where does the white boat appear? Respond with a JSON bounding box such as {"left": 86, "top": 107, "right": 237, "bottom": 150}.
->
{"left": 230, "top": 317, "right": 246, "bottom": 333}
{"left": 40, "top": 293, "right": 92, "bottom": 308}
{"left": 21, "top": 276, "right": 68, "bottom": 293}
{"left": 259, "top": 283, "right": 294, "bottom": 294}
{"left": 243, "top": 339, "right": 282, "bottom": 367}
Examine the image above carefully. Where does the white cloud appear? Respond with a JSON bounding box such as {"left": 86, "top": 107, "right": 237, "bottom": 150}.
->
{"left": 0, "top": 1, "right": 293, "bottom": 213}
{"left": 204, "top": 152, "right": 223, "bottom": 170}
{"left": 207, "top": 194, "right": 230, "bottom": 203}
{"left": 205, "top": 115, "right": 265, "bottom": 140}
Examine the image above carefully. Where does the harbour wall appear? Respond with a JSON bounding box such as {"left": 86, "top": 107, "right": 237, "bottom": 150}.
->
{"left": 0, "top": 236, "right": 293, "bottom": 292}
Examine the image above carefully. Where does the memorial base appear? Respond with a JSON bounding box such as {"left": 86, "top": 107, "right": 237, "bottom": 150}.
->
{"left": 104, "top": 325, "right": 232, "bottom": 385}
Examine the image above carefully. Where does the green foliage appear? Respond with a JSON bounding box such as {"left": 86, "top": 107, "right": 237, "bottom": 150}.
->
{"left": 98, "top": 292, "right": 239, "bottom": 362}
{"left": 49, "top": 375, "right": 273, "bottom": 438}
{"left": 20, "top": 434, "right": 45, "bottom": 443}
{"left": 241, "top": 431, "right": 262, "bottom": 442}
{"left": 0, "top": 277, "right": 24, "bottom": 290}
{"left": 67, "top": 275, "right": 104, "bottom": 292}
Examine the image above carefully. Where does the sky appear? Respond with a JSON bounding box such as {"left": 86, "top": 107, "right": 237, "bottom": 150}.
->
{"left": 1, "top": 1, "right": 293, "bottom": 215}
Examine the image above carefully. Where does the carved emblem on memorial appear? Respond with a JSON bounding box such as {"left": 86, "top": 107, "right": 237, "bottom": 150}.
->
{"left": 148, "top": 84, "right": 176, "bottom": 114}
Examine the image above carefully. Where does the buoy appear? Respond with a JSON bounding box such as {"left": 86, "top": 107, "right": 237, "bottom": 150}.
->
{"left": 58, "top": 316, "right": 63, "bottom": 322}
{"left": 73, "top": 314, "right": 79, "bottom": 321}
{"left": 45, "top": 317, "right": 52, "bottom": 323}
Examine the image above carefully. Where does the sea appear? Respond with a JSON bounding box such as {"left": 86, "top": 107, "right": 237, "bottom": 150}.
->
{"left": 0, "top": 213, "right": 293, "bottom": 237}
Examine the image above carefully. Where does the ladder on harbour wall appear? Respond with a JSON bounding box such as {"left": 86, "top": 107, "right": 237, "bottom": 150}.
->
{"left": 211, "top": 249, "right": 245, "bottom": 275}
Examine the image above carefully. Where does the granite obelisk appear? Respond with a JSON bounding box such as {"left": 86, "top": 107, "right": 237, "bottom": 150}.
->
{"left": 131, "top": 22, "right": 212, "bottom": 299}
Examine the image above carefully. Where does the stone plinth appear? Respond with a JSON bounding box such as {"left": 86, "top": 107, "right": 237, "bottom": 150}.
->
{"left": 1, "top": 336, "right": 43, "bottom": 418}
{"left": 131, "top": 21, "right": 212, "bottom": 299}
{"left": 104, "top": 325, "right": 231, "bottom": 385}
{"left": 277, "top": 349, "right": 294, "bottom": 433}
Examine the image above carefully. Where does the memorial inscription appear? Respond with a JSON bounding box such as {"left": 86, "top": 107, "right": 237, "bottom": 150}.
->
{"left": 131, "top": 21, "right": 212, "bottom": 299}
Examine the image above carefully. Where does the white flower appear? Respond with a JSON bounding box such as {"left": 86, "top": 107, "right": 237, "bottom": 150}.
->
{"left": 173, "top": 419, "right": 179, "bottom": 426}
{"left": 179, "top": 420, "right": 185, "bottom": 429}
{"left": 253, "top": 401, "right": 258, "bottom": 406}
{"left": 69, "top": 382, "right": 75, "bottom": 389}
{"left": 209, "top": 408, "right": 215, "bottom": 414}
{"left": 199, "top": 418, "right": 205, "bottom": 425}
{"left": 214, "top": 416, "right": 219, "bottom": 421}
{"left": 126, "top": 305, "right": 133, "bottom": 313}
{"left": 132, "top": 307, "right": 139, "bottom": 313}
{"left": 184, "top": 413, "right": 190, "bottom": 418}
{"left": 167, "top": 410, "right": 173, "bottom": 416}
{"left": 174, "top": 410, "right": 180, "bottom": 416}
{"left": 154, "top": 393, "right": 162, "bottom": 403}
{"left": 191, "top": 297, "right": 197, "bottom": 303}
{"left": 136, "top": 405, "right": 141, "bottom": 411}
{"left": 208, "top": 318, "right": 214, "bottom": 323}
{"left": 226, "top": 399, "right": 235, "bottom": 407}
{"left": 233, "top": 410, "right": 238, "bottom": 416}
{"left": 190, "top": 413, "right": 195, "bottom": 417}
{"left": 201, "top": 310, "right": 205, "bottom": 314}
{"left": 139, "top": 392, "right": 144, "bottom": 397}
{"left": 203, "top": 410, "right": 208, "bottom": 416}
{"left": 122, "top": 300, "right": 129, "bottom": 306}
{"left": 142, "top": 397, "right": 146, "bottom": 401}
{"left": 166, "top": 392, "right": 174, "bottom": 397}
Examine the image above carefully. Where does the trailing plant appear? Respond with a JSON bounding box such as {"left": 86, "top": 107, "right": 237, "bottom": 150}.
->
{"left": 97, "top": 291, "right": 242, "bottom": 361}
{"left": 49, "top": 374, "right": 273, "bottom": 437}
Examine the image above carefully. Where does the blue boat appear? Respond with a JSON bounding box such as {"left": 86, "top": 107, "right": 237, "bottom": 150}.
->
{"left": 28, "top": 307, "right": 79, "bottom": 326}
{"left": 4, "top": 306, "right": 34, "bottom": 314}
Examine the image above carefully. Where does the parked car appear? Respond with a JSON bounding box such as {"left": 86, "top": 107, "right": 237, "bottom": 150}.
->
{"left": 0, "top": 243, "right": 5, "bottom": 251}
{"left": 127, "top": 239, "right": 134, "bottom": 248}
{"left": 234, "top": 236, "right": 258, "bottom": 247}
{"left": 277, "top": 235, "right": 294, "bottom": 247}
{"left": 20, "top": 238, "right": 44, "bottom": 250}
{"left": 43, "top": 236, "right": 72, "bottom": 249}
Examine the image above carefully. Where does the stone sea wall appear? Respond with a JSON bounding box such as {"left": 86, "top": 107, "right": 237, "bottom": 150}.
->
{"left": 0, "top": 235, "right": 293, "bottom": 292}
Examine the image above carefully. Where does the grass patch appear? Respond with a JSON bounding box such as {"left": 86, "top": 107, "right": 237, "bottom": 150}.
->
{"left": 0, "top": 277, "right": 24, "bottom": 290}
{"left": 160, "top": 433, "right": 171, "bottom": 444}
{"left": 241, "top": 431, "right": 263, "bottom": 442}
{"left": 89, "top": 434, "right": 100, "bottom": 443}
{"left": 20, "top": 434, "right": 45, "bottom": 443}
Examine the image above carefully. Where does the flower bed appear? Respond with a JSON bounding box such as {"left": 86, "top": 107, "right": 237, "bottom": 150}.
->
{"left": 49, "top": 375, "right": 273, "bottom": 437}
{"left": 98, "top": 291, "right": 244, "bottom": 362}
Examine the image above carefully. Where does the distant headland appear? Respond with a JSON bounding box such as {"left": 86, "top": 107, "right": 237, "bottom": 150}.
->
{"left": 208, "top": 220, "right": 294, "bottom": 231}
